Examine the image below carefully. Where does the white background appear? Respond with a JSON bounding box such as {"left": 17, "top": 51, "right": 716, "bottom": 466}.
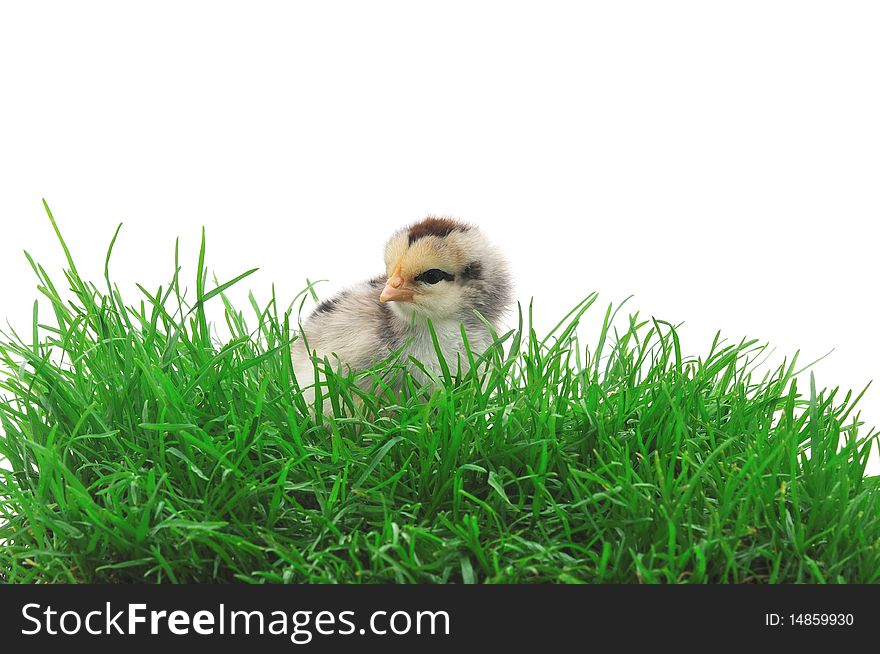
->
{"left": 1, "top": 2, "right": 878, "bottom": 472}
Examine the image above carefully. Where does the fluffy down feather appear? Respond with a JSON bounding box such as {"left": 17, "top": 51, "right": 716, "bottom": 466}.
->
{"left": 292, "top": 217, "right": 512, "bottom": 412}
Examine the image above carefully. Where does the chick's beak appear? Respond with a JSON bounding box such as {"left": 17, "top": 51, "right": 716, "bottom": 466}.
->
{"left": 379, "top": 272, "right": 414, "bottom": 303}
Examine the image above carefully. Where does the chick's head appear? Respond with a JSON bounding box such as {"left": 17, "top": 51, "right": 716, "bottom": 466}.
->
{"left": 380, "top": 217, "right": 512, "bottom": 323}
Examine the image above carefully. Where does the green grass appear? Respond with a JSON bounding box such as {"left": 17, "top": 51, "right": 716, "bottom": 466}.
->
{"left": 1, "top": 203, "right": 879, "bottom": 584}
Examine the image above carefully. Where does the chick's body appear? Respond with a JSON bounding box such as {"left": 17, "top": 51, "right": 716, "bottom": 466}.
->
{"left": 292, "top": 218, "right": 511, "bottom": 407}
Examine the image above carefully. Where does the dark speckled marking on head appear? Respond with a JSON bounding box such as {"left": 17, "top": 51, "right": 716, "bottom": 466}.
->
{"left": 461, "top": 261, "right": 483, "bottom": 282}
{"left": 407, "top": 217, "right": 469, "bottom": 246}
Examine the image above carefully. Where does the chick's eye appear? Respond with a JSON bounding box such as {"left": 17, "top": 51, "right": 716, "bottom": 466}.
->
{"left": 416, "top": 269, "right": 453, "bottom": 285}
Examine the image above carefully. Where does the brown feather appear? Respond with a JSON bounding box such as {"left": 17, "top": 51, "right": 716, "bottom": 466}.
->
{"left": 407, "top": 217, "right": 470, "bottom": 245}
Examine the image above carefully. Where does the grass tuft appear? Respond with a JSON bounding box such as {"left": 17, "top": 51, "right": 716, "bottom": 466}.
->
{"left": 1, "top": 206, "right": 878, "bottom": 583}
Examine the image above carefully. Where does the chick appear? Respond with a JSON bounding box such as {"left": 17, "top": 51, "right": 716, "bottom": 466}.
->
{"left": 292, "top": 217, "right": 512, "bottom": 411}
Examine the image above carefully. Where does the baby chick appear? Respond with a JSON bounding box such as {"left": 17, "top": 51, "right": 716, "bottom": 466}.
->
{"left": 292, "top": 217, "right": 512, "bottom": 410}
